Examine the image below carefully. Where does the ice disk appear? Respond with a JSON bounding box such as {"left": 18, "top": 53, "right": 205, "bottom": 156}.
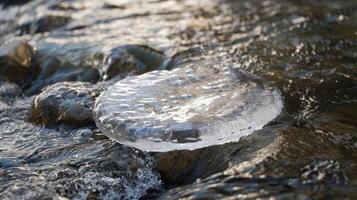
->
{"left": 94, "top": 64, "right": 283, "bottom": 152}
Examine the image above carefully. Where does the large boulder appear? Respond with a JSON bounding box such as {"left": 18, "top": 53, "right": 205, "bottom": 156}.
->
{"left": 102, "top": 44, "right": 167, "bottom": 80}
{"left": 27, "top": 82, "right": 103, "bottom": 127}
{"left": 0, "top": 41, "right": 37, "bottom": 86}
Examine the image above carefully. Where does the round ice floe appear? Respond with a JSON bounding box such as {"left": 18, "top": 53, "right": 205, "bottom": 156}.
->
{"left": 94, "top": 64, "right": 283, "bottom": 152}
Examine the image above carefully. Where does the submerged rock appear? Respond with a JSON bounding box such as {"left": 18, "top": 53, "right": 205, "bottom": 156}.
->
{"left": 25, "top": 54, "right": 100, "bottom": 95}
{"left": 0, "top": 81, "right": 22, "bottom": 103}
{"left": 102, "top": 45, "right": 167, "bottom": 80}
{"left": 20, "top": 14, "right": 71, "bottom": 34}
{"left": 0, "top": 0, "right": 30, "bottom": 7}
{"left": 0, "top": 41, "right": 37, "bottom": 86}
{"left": 94, "top": 63, "right": 283, "bottom": 152}
{"left": 27, "top": 82, "right": 103, "bottom": 127}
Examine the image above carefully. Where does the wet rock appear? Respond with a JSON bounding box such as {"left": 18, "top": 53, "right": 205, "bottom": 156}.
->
{"left": 164, "top": 48, "right": 204, "bottom": 69}
{"left": 103, "top": 45, "right": 167, "bottom": 80}
{"left": 27, "top": 82, "right": 103, "bottom": 127}
{"left": 25, "top": 54, "right": 100, "bottom": 95}
{"left": 0, "top": 81, "right": 22, "bottom": 103}
{"left": 103, "top": 3, "right": 126, "bottom": 10}
{"left": 50, "top": 2, "right": 86, "bottom": 11}
{"left": 20, "top": 14, "right": 71, "bottom": 34}
{"left": 0, "top": 41, "right": 37, "bottom": 86}
{"left": 35, "top": 15, "right": 71, "bottom": 33}
{"left": 154, "top": 128, "right": 276, "bottom": 184}
{"left": 154, "top": 144, "right": 237, "bottom": 184}
{"left": 75, "top": 128, "right": 94, "bottom": 142}
{"left": 0, "top": 0, "right": 31, "bottom": 7}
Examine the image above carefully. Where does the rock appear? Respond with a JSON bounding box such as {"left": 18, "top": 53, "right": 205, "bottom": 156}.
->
{"left": 0, "top": 41, "right": 37, "bottom": 86}
{"left": 164, "top": 48, "right": 204, "bottom": 70}
{"left": 25, "top": 54, "right": 100, "bottom": 95}
{"left": 0, "top": 0, "right": 31, "bottom": 7}
{"left": 154, "top": 143, "right": 241, "bottom": 184}
{"left": 50, "top": 2, "right": 86, "bottom": 11}
{"left": 0, "top": 81, "right": 22, "bottom": 103}
{"left": 153, "top": 126, "right": 279, "bottom": 185}
{"left": 20, "top": 14, "right": 71, "bottom": 34}
{"left": 27, "top": 82, "right": 103, "bottom": 127}
{"left": 156, "top": 129, "right": 281, "bottom": 198}
{"left": 102, "top": 44, "right": 167, "bottom": 80}
{"left": 75, "top": 128, "right": 94, "bottom": 142}
{"left": 35, "top": 15, "right": 71, "bottom": 33}
{"left": 103, "top": 3, "right": 126, "bottom": 9}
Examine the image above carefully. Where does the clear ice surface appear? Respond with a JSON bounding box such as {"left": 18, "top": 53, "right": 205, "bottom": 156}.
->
{"left": 94, "top": 64, "right": 283, "bottom": 152}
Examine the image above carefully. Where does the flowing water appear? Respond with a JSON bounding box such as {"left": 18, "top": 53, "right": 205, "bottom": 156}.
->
{"left": 0, "top": 0, "right": 356, "bottom": 199}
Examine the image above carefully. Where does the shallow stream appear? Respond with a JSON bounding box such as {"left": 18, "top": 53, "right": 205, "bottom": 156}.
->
{"left": 0, "top": 0, "right": 356, "bottom": 199}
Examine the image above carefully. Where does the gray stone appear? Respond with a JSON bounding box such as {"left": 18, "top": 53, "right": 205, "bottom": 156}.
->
{"left": 103, "top": 44, "right": 167, "bottom": 80}
{"left": 0, "top": 81, "right": 22, "bottom": 103}
{"left": 0, "top": 0, "right": 30, "bottom": 7}
{"left": 20, "top": 14, "right": 71, "bottom": 34}
{"left": 25, "top": 54, "right": 100, "bottom": 95}
{"left": 27, "top": 82, "right": 103, "bottom": 127}
{"left": 0, "top": 41, "right": 37, "bottom": 86}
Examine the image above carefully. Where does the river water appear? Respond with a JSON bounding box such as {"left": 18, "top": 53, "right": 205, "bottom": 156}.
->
{"left": 0, "top": 0, "right": 356, "bottom": 199}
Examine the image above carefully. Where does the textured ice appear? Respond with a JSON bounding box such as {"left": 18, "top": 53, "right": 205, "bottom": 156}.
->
{"left": 94, "top": 64, "right": 283, "bottom": 152}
